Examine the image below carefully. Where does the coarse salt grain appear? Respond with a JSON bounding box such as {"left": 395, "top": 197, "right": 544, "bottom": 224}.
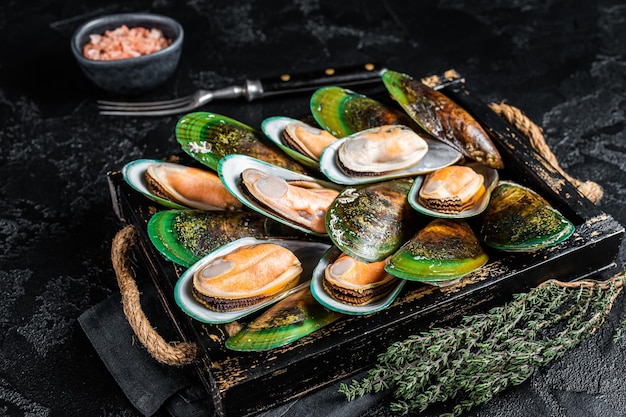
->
{"left": 82, "top": 24, "right": 172, "bottom": 61}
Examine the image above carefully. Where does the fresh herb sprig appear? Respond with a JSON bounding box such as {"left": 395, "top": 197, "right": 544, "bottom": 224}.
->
{"left": 340, "top": 272, "right": 626, "bottom": 416}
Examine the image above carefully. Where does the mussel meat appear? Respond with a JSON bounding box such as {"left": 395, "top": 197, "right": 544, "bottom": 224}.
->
{"left": 323, "top": 253, "right": 398, "bottom": 306}
{"left": 282, "top": 119, "right": 338, "bottom": 161}
{"left": 145, "top": 162, "right": 242, "bottom": 211}
{"left": 418, "top": 165, "right": 485, "bottom": 214}
{"left": 382, "top": 70, "right": 504, "bottom": 169}
{"left": 335, "top": 125, "right": 429, "bottom": 177}
{"left": 192, "top": 243, "right": 302, "bottom": 311}
{"left": 241, "top": 168, "right": 340, "bottom": 234}
{"left": 385, "top": 218, "right": 488, "bottom": 284}
{"left": 479, "top": 181, "right": 575, "bottom": 252}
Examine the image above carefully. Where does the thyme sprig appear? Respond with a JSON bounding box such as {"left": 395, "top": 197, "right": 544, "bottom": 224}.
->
{"left": 340, "top": 272, "right": 626, "bottom": 416}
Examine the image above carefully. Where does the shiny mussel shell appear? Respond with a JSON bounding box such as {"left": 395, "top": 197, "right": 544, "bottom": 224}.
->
{"left": 192, "top": 242, "right": 302, "bottom": 312}
{"left": 385, "top": 218, "right": 488, "bottom": 284}
{"left": 382, "top": 70, "right": 504, "bottom": 169}
{"left": 325, "top": 178, "right": 419, "bottom": 263}
{"left": 479, "top": 181, "right": 575, "bottom": 252}
{"left": 147, "top": 210, "right": 311, "bottom": 267}
{"left": 176, "top": 112, "right": 307, "bottom": 173}
{"left": 226, "top": 287, "right": 342, "bottom": 351}
{"left": 310, "top": 86, "right": 419, "bottom": 138}
{"left": 145, "top": 162, "right": 242, "bottom": 211}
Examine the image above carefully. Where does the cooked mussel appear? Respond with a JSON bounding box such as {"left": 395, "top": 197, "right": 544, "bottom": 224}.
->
{"left": 145, "top": 162, "right": 242, "bottom": 211}
{"left": 147, "top": 210, "right": 312, "bottom": 267}
{"left": 417, "top": 165, "right": 485, "bottom": 214}
{"left": 323, "top": 253, "right": 398, "bottom": 306}
{"left": 240, "top": 167, "right": 339, "bottom": 235}
{"left": 310, "top": 86, "right": 419, "bottom": 138}
{"left": 479, "top": 181, "right": 575, "bottom": 252}
{"left": 225, "top": 287, "right": 342, "bottom": 351}
{"left": 192, "top": 242, "right": 302, "bottom": 312}
{"left": 325, "top": 178, "right": 420, "bottom": 263}
{"left": 336, "top": 125, "right": 429, "bottom": 177}
{"left": 382, "top": 70, "right": 504, "bottom": 169}
{"left": 176, "top": 112, "right": 307, "bottom": 173}
{"left": 385, "top": 218, "right": 488, "bottom": 285}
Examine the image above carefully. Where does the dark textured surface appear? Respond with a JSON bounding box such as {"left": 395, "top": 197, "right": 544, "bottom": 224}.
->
{"left": 0, "top": 0, "right": 625, "bottom": 416}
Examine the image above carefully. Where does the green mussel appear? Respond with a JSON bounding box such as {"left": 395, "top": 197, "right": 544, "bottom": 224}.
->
{"left": 176, "top": 112, "right": 307, "bottom": 173}
{"left": 382, "top": 70, "right": 504, "bottom": 169}
{"left": 147, "top": 210, "right": 311, "bottom": 267}
{"left": 385, "top": 218, "right": 488, "bottom": 285}
{"left": 309, "top": 86, "right": 418, "bottom": 138}
{"left": 225, "top": 287, "right": 342, "bottom": 351}
{"left": 479, "top": 181, "right": 575, "bottom": 252}
{"left": 325, "top": 178, "right": 420, "bottom": 263}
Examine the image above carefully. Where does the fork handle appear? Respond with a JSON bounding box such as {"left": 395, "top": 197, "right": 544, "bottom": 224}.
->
{"left": 245, "top": 62, "right": 386, "bottom": 100}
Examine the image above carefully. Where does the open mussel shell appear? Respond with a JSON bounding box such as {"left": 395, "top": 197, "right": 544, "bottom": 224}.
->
{"left": 261, "top": 116, "right": 336, "bottom": 169}
{"left": 310, "top": 86, "right": 418, "bottom": 138}
{"left": 479, "top": 181, "right": 575, "bottom": 252}
{"left": 219, "top": 154, "right": 343, "bottom": 237}
{"left": 175, "top": 112, "right": 308, "bottom": 173}
{"left": 174, "top": 237, "right": 331, "bottom": 324}
{"left": 382, "top": 70, "right": 504, "bottom": 169}
{"left": 310, "top": 246, "right": 405, "bottom": 315}
{"left": 123, "top": 159, "right": 187, "bottom": 209}
{"left": 385, "top": 218, "right": 489, "bottom": 285}
{"left": 147, "top": 209, "right": 314, "bottom": 267}
{"left": 325, "top": 178, "right": 420, "bottom": 263}
{"left": 225, "top": 287, "right": 343, "bottom": 351}
{"left": 408, "top": 162, "right": 499, "bottom": 219}
{"left": 319, "top": 126, "right": 461, "bottom": 185}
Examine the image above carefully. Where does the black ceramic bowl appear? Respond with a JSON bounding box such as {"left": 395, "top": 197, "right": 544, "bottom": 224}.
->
{"left": 71, "top": 13, "right": 183, "bottom": 95}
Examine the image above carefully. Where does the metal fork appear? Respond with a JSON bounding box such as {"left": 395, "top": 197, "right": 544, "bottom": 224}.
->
{"left": 98, "top": 63, "right": 386, "bottom": 117}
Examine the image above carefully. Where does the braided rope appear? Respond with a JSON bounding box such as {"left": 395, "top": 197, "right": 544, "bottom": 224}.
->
{"left": 489, "top": 102, "right": 603, "bottom": 203}
{"left": 111, "top": 101, "right": 603, "bottom": 366}
{"left": 111, "top": 225, "right": 197, "bottom": 365}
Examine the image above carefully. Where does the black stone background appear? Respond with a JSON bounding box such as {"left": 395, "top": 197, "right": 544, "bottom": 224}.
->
{"left": 1, "top": 0, "right": 625, "bottom": 416}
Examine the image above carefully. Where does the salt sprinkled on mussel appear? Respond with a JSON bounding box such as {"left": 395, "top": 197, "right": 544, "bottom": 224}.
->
{"left": 145, "top": 162, "right": 242, "bottom": 211}
{"left": 385, "top": 218, "right": 488, "bottom": 285}
{"left": 323, "top": 253, "right": 398, "bottom": 306}
{"left": 480, "top": 181, "right": 575, "bottom": 252}
{"left": 382, "top": 70, "right": 504, "bottom": 169}
{"left": 241, "top": 168, "right": 340, "bottom": 234}
{"left": 336, "top": 125, "right": 429, "bottom": 177}
{"left": 282, "top": 120, "right": 338, "bottom": 161}
{"left": 192, "top": 243, "right": 302, "bottom": 312}
{"left": 418, "top": 165, "right": 485, "bottom": 214}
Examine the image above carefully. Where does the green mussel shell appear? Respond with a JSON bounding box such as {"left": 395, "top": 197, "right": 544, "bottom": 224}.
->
{"left": 309, "top": 86, "right": 417, "bottom": 138}
{"left": 385, "top": 218, "right": 488, "bottom": 283}
{"left": 225, "top": 287, "right": 342, "bottom": 351}
{"left": 479, "top": 181, "right": 575, "bottom": 252}
{"left": 147, "top": 209, "right": 310, "bottom": 267}
{"left": 325, "top": 178, "right": 420, "bottom": 263}
{"left": 176, "top": 112, "right": 307, "bottom": 173}
{"left": 382, "top": 70, "right": 504, "bottom": 169}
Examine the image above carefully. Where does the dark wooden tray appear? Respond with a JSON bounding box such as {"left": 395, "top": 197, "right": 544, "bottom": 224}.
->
{"left": 107, "top": 74, "right": 624, "bottom": 417}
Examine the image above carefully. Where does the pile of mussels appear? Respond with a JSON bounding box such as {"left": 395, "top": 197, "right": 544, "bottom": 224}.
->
{"left": 123, "top": 70, "right": 575, "bottom": 351}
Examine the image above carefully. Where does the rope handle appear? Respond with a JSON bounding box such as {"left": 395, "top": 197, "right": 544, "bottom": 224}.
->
{"left": 110, "top": 101, "right": 602, "bottom": 366}
{"left": 111, "top": 225, "right": 198, "bottom": 365}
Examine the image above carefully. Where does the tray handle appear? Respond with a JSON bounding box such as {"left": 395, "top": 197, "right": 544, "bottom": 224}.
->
{"left": 489, "top": 102, "right": 603, "bottom": 203}
{"left": 112, "top": 224, "right": 198, "bottom": 365}
{"left": 110, "top": 101, "right": 602, "bottom": 367}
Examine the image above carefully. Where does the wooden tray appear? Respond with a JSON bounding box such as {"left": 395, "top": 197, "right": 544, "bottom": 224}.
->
{"left": 107, "top": 74, "right": 624, "bottom": 417}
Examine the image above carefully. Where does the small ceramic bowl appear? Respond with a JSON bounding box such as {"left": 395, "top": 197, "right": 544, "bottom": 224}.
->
{"left": 71, "top": 13, "right": 183, "bottom": 95}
